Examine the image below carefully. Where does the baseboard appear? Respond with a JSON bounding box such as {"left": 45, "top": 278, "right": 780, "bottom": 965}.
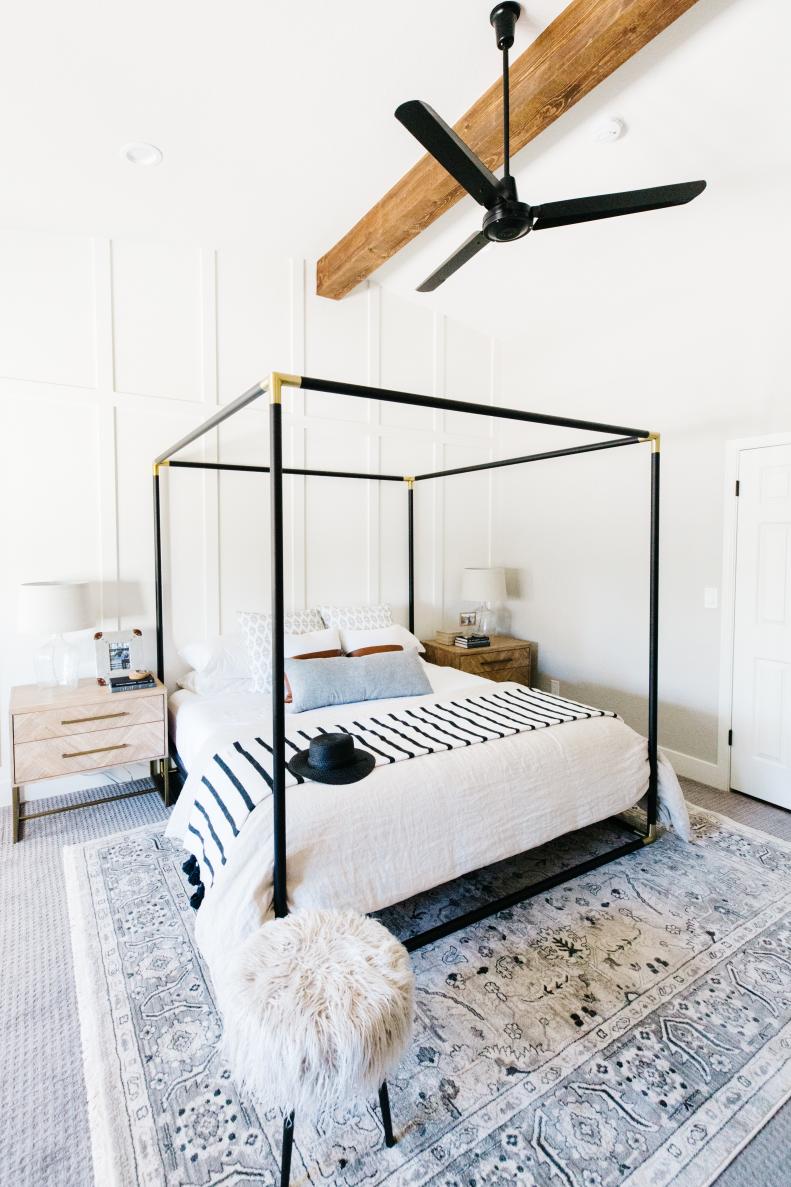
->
{"left": 663, "top": 747, "right": 728, "bottom": 791}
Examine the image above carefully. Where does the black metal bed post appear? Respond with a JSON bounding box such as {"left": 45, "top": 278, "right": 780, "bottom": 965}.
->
{"left": 153, "top": 465, "right": 165, "bottom": 682}
{"left": 407, "top": 479, "right": 415, "bottom": 634}
{"left": 270, "top": 378, "right": 288, "bottom": 918}
{"left": 646, "top": 436, "right": 660, "bottom": 839}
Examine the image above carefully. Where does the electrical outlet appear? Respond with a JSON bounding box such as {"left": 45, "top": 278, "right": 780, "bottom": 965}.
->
{"left": 550, "top": 678, "right": 560, "bottom": 696}
{"left": 704, "top": 587, "right": 719, "bottom": 609}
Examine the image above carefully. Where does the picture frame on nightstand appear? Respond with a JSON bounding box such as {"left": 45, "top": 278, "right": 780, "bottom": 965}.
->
{"left": 94, "top": 628, "right": 145, "bottom": 685}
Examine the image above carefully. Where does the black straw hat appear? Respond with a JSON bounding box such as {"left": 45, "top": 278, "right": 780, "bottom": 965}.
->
{"left": 288, "top": 732, "right": 376, "bottom": 785}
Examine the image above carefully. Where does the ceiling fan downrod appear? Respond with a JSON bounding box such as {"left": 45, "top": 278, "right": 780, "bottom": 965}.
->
{"left": 483, "top": 3, "right": 532, "bottom": 242}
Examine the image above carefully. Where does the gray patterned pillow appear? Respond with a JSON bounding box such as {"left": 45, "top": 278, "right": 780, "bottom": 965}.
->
{"left": 238, "top": 609, "right": 324, "bottom": 693}
{"left": 319, "top": 603, "right": 393, "bottom": 631}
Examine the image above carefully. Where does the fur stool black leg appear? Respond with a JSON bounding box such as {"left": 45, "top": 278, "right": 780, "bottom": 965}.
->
{"left": 278, "top": 1082, "right": 397, "bottom": 1186}
{"left": 280, "top": 1111, "right": 295, "bottom": 1187}
{"left": 378, "top": 1081, "right": 395, "bottom": 1148}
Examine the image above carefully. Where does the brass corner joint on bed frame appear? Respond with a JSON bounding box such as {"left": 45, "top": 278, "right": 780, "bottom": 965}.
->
{"left": 153, "top": 460, "right": 170, "bottom": 477}
{"left": 403, "top": 476, "right": 415, "bottom": 489}
{"left": 641, "top": 432, "right": 661, "bottom": 453}
{"left": 642, "top": 822, "right": 658, "bottom": 845}
{"left": 269, "top": 372, "right": 302, "bottom": 404}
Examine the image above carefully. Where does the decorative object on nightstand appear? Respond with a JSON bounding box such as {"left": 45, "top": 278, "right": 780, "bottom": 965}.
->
{"left": 94, "top": 628, "right": 146, "bottom": 685}
{"left": 8, "top": 677, "right": 172, "bottom": 843}
{"left": 422, "top": 634, "right": 534, "bottom": 685}
{"left": 461, "top": 567, "right": 507, "bottom": 637}
{"left": 17, "top": 581, "right": 92, "bottom": 689}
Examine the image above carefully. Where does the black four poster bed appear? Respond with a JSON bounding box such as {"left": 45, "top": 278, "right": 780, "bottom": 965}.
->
{"left": 152, "top": 370, "right": 661, "bottom": 952}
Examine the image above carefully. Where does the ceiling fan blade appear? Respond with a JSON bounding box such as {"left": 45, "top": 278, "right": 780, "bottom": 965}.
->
{"left": 417, "top": 230, "right": 489, "bottom": 292}
{"left": 531, "top": 180, "right": 707, "bottom": 231}
{"left": 396, "top": 100, "right": 503, "bottom": 210}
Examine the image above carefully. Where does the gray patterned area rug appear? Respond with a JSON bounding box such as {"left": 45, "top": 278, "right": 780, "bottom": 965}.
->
{"left": 64, "top": 809, "right": 791, "bottom": 1187}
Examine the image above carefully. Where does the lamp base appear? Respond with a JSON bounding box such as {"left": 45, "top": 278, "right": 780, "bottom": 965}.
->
{"left": 35, "top": 634, "right": 80, "bottom": 690}
{"left": 477, "top": 602, "right": 500, "bottom": 637}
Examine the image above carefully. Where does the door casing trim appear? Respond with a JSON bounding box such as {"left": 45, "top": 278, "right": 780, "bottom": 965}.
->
{"left": 718, "top": 432, "right": 791, "bottom": 792}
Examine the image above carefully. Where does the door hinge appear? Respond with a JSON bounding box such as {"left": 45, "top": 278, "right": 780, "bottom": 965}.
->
{"left": 735, "top": 480, "right": 740, "bottom": 496}
{"left": 728, "top": 728, "right": 733, "bottom": 746}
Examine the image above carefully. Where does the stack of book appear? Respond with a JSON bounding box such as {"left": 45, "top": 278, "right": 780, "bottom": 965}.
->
{"left": 109, "top": 670, "right": 156, "bottom": 693}
{"left": 454, "top": 634, "right": 490, "bottom": 649}
{"left": 434, "top": 629, "right": 458, "bottom": 646}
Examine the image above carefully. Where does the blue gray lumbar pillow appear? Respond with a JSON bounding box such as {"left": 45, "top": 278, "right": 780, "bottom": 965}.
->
{"left": 284, "top": 649, "right": 432, "bottom": 714}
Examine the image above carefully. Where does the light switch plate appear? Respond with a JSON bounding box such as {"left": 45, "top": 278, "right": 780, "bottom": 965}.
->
{"left": 550, "top": 678, "right": 560, "bottom": 695}
{"left": 704, "top": 587, "right": 719, "bottom": 609}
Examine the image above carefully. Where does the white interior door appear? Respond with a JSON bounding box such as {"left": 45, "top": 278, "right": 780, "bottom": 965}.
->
{"left": 731, "top": 443, "right": 791, "bottom": 806}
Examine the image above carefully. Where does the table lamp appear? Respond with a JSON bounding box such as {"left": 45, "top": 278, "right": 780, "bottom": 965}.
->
{"left": 18, "top": 581, "right": 92, "bottom": 689}
{"left": 461, "top": 567, "right": 507, "bottom": 636}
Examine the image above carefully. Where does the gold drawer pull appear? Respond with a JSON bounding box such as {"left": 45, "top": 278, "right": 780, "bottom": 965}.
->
{"left": 62, "top": 743, "right": 130, "bottom": 759}
{"left": 61, "top": 711, "right": 129, "bottom": 726}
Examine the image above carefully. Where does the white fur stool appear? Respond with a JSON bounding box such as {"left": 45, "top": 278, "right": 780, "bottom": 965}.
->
{"left": 222, "top": 908, "right": 414, "bottom": 1185}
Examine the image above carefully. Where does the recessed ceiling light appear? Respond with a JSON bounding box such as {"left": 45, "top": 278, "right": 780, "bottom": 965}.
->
{"left": 592, "top": 117, "right": 626, "bottom": 143}
{"left": 120, "top": 142, "right": 163, "bottom": 166}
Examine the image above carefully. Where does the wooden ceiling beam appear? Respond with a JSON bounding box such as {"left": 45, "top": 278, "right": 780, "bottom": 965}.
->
{"left": 316, "top": 0, "right": 701, "bottom": 299}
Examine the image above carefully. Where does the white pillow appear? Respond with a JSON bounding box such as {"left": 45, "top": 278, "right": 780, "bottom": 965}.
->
{"left": 319, "top": 603, "right": 393, "bottom": 630}
{"left": 178, "top": 671, "right": 253, "bottom": 697}
{"left": 285, "top": 627, "right": 341, "bottom": 658}
{"left": 178, "top": 633, "right": 250, "bottom": 677}
{"left": 238, "top": 608, "right": 324, "bottom": 693}
{"left": 340, "top": 624, "right": 425, "bottom": 656}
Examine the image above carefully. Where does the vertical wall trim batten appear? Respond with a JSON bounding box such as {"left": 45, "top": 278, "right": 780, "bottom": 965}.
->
{"left": 486, "top": 335, "right": 497, "bottom": 567}
{"left": 367, "top": 282, "right": 382, "bottom": 604}
{"left": 95, "top": 239, "right": 120, "bottom": 628}
{"left": 200, "top": 248, "right": 221, "bottom": 637}
{"left": 289, "top": 257, "right": 308, "bottom": 609}
{"left": 433, "top": 312, "right": 447, "bottom": 625}
{"left": 92, "top": 237, "right": 115, "bottom": 391}
{"left": 97, "top": 403, "right": 121, "bottom": 629}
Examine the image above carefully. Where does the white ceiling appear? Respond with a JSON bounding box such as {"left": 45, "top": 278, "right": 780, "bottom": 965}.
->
{"left": 1, "top": 0, "right": 786, "bottom": 339}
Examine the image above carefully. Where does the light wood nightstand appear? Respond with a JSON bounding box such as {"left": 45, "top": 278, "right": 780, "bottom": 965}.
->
{"left": 422, "top": 635, "right": 535, "bottom": 685}
{"left": 9, "top": 677, "right": 171, "bottom": 842}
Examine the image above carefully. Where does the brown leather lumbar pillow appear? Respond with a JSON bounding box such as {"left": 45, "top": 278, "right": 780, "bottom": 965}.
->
{"left": 346, "top": 644, "right": 404, "bottom": 658}
{"left": 284, "top": 649, "right": 342, "bottom": 702}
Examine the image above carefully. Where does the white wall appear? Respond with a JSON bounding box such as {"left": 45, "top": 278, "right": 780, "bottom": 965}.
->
{"left": 0, "top": 231, "right": 502, "bottom": 805}
{"left": 491, "top": 239, "right": 790, "bottom": 787}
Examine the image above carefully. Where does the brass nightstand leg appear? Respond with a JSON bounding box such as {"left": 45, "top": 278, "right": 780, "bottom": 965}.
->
{"left": 12, "top": 785, "right": 20, "bottom": 843}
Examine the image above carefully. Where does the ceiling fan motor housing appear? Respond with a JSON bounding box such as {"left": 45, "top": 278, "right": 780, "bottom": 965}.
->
{"left": 483, "top": 199, "right": 532, "bottom": 242}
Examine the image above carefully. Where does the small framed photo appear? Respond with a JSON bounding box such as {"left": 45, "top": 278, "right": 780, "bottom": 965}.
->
{"left": 94, "top": 629, "right": 145, "bottom": 685}
{"left": 459, "top": 610, "right": 477, "bottom": 629}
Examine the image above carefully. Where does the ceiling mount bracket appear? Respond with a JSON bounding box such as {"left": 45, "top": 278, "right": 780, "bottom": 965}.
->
{"left": 490, "top": 2, "right": 521, "bottom": 50}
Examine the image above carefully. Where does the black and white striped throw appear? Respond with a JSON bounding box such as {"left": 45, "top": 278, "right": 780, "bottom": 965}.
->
{"left": 184, "top": 686, "right": 616, "bottom": 890}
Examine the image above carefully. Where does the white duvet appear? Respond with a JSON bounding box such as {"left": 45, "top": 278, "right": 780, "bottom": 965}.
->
{"left": 166, "top": 663, "right": 688, "bottom": 978}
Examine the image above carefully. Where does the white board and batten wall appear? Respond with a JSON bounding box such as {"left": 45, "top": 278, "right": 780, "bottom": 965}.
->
{"left": 3, "top": 229, "right": 786, "bottom": 810}
{"left": 0, "top": 230, "right": 503, "bottom": 806}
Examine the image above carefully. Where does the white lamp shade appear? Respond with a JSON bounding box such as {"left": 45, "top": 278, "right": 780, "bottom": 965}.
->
{"left": 461, "top": 567, "right": 507, "bottom": 604}
{"left": 18, "top": 581, "right": 92, "bottom": 635}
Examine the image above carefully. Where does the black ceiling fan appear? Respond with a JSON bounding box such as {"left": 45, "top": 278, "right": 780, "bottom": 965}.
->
{"left": 395, "top": 1, "right": 706, "bottom": 292}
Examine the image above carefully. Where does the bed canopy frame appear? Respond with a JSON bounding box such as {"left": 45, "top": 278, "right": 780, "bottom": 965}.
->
{"left": 153, "top": 371, "right": 660, "bottom": 951}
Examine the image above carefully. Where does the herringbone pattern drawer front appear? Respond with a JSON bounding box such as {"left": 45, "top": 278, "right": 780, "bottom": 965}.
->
{"left": 13, "top": 694, "right": 164, "bottom": 743}
{"left": 14, "top": 721, "right": 167, "bottom": 782}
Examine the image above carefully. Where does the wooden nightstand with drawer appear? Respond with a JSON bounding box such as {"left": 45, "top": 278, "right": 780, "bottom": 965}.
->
{"left": 9, "top": 677, "right": 171, "bottom": 842}
{"left": 421, "top": 635, "right": 535, "bottom": 685}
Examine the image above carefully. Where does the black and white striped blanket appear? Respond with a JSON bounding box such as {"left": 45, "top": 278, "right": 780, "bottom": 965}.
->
{"left": 184, "top": 685, "right": 616, "bottom": 889}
